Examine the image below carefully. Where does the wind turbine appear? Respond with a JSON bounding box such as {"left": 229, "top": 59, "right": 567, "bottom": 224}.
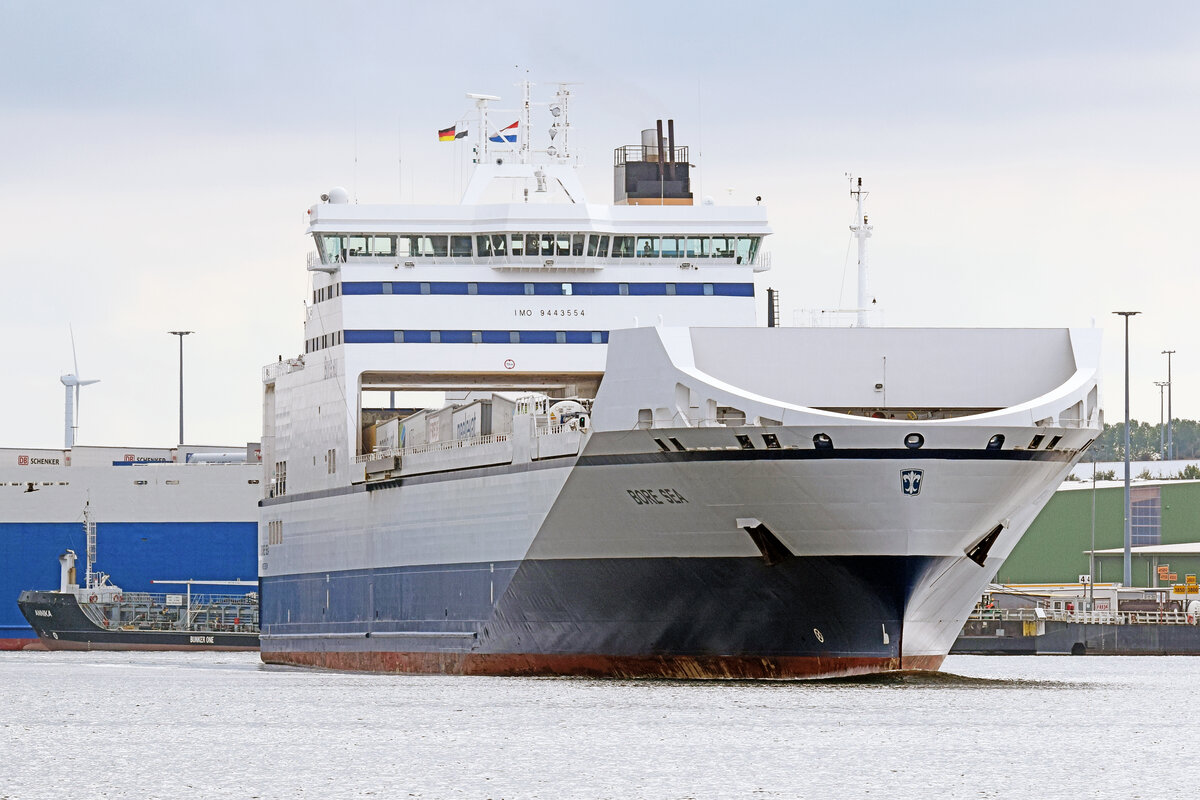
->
{"left": 61, "top": 327, "right": 99, "bottom": 449}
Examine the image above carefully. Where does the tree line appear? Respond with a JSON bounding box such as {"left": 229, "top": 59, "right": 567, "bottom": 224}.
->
{"left": 1082, "top": 418, "right": 1200, "bottom": 462}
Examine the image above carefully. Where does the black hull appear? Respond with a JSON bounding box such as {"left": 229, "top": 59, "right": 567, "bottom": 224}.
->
{"left": 260, "top": 555, "right": 938, "bottom": 678}
{"left": 17, "top": 591, "right": 258, "bottom": 652}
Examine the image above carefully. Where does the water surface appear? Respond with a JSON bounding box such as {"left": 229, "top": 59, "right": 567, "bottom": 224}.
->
{"left": 0, "top": 652, "right": 1189, "bottom": 799}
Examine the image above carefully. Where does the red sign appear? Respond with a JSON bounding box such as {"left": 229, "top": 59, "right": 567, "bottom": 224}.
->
{"left": 17, "top": 455, "right": 28, "bottom": 466}
{"left": 124, "top": 454, "right": 135, "bottom": 462}
{"left": 503, "top": 359, "right": 516, "bottom": 370}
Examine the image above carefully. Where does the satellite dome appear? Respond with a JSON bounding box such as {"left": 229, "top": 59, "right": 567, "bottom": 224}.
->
{"left": 327, "top": 187, "right": 350, "bottom": 204}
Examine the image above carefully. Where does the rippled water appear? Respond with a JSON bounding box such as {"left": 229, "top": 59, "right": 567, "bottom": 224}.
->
{"left": 0, "top": 652, "right": 1192, "bottom": 799}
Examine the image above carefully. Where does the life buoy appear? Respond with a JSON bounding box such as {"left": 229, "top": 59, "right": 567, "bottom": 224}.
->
{"left": 102, "top": 618, "right": 109, "bottom": 627}
{"left": 113, "top": 594, "right": 123, "bottom": 603}
{"left": 88, "top": 594, "right": 97, "bottom": 604}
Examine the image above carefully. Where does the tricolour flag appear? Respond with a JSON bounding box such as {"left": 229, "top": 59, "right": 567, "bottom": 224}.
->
{"left": 489, "top": 120, "right": 519, "bottom": 143}
{"left": 438, "top": 125, "right": 457, "bottom": 142}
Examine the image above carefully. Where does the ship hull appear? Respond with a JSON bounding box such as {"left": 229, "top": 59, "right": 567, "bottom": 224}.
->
{"left": 260, "top": 553, "right": 939, "bottom": 677}
{"left": 17, "top": 590, "right": 258, "bottom": 652}
{"left": 259, "top": 432, "right": 1078, "bottom": 678}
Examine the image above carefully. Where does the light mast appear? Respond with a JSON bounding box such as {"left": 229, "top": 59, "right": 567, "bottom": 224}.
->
{"left": 849, "top": 176, "right": 874, "bottom": 327}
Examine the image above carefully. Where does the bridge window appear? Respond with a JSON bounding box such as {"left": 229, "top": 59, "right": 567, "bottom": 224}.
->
{"left": 709, "top": 237, "right": 736, "bottom": 259}
{"left": 685, "top": 237, "right": 706, "bottom": 258}
{"left": 588, "top": 235, "right": 610, "bottom": 257}
{"left": 396, "top": 235, "right": 418, "bottom": 257}
{"left": 612, "top": 236, "right": 636, "bottom": 257}
{"left": 660, "top": 237, "right": 682, "bottom": 258}
{"left": 451, "top": 236, "right": 472, "bottom": 257}
{"left": 418, "top": 236, "right": 448, "bottom": 257}
{"left": 510, "top": 235, "right": 525, "bottom": 257}
{"left": 572, "top": 234, "right": 585, "bottom": 256}
{"left": 491, "top": 234, "right": 508, "bottom": 256}
{"left": 636, "top": 237, "right": 659, "bottom": 257}
{"left": 476, "top": 235, "right": 491, "bottom": 257}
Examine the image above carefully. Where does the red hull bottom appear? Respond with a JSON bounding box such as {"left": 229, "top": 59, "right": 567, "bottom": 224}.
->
{"left": 0, "top": 638, "right": 48, "bottom": 652}
{"left": 260, "top": 651, "right": 947, "bottom": 680}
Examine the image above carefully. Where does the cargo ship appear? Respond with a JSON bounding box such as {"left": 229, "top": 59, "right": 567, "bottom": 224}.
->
{"left": 1, "top": 443, "right": 262, "bottom": 649}
{"left": 257, "top": 83, "right": 1103, "bottom": 679}
{"left": 18, "top": 536, "right": 258, "bottom": 651}
{"left": 953, "top": 583, "right": 1200, "bottom": 655}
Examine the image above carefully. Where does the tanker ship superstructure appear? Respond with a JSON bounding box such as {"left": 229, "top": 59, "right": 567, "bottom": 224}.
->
{"left": 259, "top": 84, "right": 1102, "bottom": 678}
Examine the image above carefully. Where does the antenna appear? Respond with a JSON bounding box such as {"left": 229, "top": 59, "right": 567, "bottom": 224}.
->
{"left": 61, "top": 325, "right": 100, "bottom": 448}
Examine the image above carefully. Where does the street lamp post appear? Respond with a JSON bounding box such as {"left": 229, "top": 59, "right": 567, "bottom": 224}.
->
{"left": 168, "top": 331, "right": 193, "bottom": 446}
{"left": 1114, "top": 312, "right": 1140, "bottom": 587}
{"left": 1162, "top": 349, "right": 1175, "bottom": 460}
{"left": 1156, "top": 381, "right": 1169, "bottom": 460}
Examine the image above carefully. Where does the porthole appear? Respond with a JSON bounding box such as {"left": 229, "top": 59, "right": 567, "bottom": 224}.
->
{"left": 986, "top": 434, "right": 1005, "bottom": 451}
{"left": 904, "top": 433, "right": 924, "bottom": 450}
{"left": 813, "top": 433, "right": 833, "bottom": 450}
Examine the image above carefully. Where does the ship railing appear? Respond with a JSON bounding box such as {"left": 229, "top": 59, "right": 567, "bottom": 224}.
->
{"left": 355, "top": 432, "right": 512, "bottom": 464}
{"left": 967, "top": 607, "right": 1198, "bottom": 626}
{"left": 101, "top": 591, "right": 259, "bottom": 608}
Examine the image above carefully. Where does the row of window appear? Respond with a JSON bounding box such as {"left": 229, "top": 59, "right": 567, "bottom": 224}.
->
{"left": 306, "top": 331, "right": 344, "bottom": 353}
{"left": 313, "top": 283, "right": 342, "bottom": 304}
{"left": 317, "top": 233, "right": 762, "bottom": 264}
{"left": 313, "top": 281, "right": 754, "bottom": 302}
{"left": 306, "top": 329, "right": 613, "bottom": 353}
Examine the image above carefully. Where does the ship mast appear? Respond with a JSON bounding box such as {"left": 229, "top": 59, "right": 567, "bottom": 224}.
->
{"left": 83, "top": 500, "right": 97, "bottom": 590}
{"left": 849, "top": 176, "right": 874, "bottom": 327}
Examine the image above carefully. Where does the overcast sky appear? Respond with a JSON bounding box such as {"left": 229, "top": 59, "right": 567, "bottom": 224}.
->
{"left": 1, "top": 1, "right": 1197, "bottom": 449}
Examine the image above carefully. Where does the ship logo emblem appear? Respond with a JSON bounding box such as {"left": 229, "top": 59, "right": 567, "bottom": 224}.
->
{"left": 901, "top": 469, "right": 923, "bottom": 496}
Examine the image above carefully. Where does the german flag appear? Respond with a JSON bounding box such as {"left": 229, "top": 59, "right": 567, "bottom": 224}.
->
{"left": 439, "top": 126, "right": 469, "bottom": 142}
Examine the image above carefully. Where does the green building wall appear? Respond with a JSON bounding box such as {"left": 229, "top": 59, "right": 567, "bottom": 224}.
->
{"left": 995, "top": 481, "right": 1200, "bottom": 587}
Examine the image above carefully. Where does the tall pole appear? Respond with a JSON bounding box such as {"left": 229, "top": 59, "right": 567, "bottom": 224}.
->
{"left": 1089, "top": 460, "right": 1096, "bottom": 610}
{"left": 1114, "top": 312, "right": 1140, "bottom": 586}
{"left": 1162, "top": 350, "right": 1175, "bottom": 460}
{"left": 1156, "top": 381, "right": 1168, "bottom": 460}
{"left": 168, "top": 331, "right": 193, "bottom": 446}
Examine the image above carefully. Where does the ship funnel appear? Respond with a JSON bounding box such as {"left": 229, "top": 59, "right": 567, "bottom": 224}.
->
{"left": 615, "top": 120, "right": 692, "bottom": 206}
{"left": 59, "top": 549, "right": 78, "bottom": 592}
